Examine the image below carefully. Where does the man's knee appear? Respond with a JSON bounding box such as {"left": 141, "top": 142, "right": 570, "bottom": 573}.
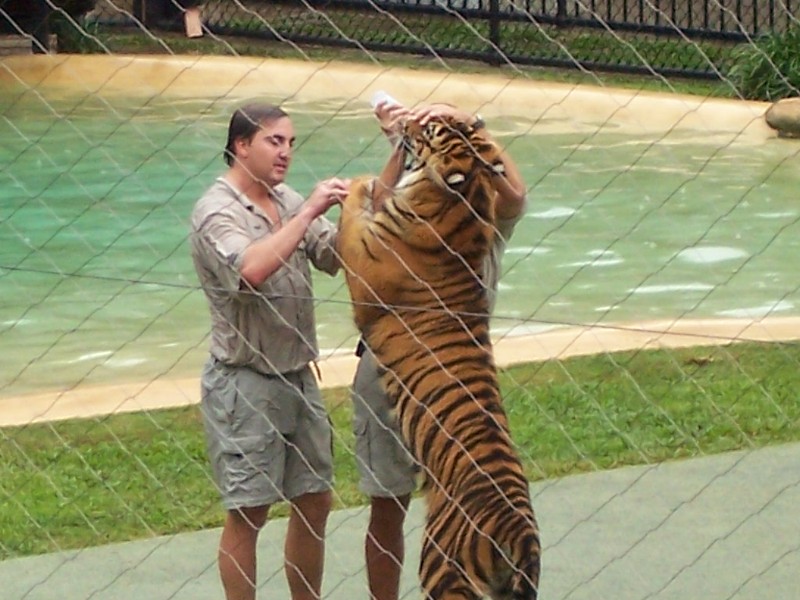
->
{"left": 292, "top": 491, "right": 332, "bottom": 526}
{"left": 370, "top": 494, "right": 410, "bottom": 525}
{"left": 231, "top": 505, "right": 270, "bottom": 531}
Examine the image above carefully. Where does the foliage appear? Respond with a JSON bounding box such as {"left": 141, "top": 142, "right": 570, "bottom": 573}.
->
{"left": 728, "top": 24, "right": 800, "bottom": 101}
{"left": 50, "top": 16, "right": 106, "bottom": 53}
{"left": 48, "top": 1, "right": 106, "bottom": 54}
{"left": 2, "top": 342, "right": 799, "bottom": 558}
{"left": 0, "top": 0, "right": 93, "bottom": 38}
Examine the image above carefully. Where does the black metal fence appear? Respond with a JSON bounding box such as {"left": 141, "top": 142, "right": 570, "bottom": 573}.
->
{"left": 493, "top": 0, "right": 796, "bottom": 37}
{"left": 0, "top": 0, "right": 53, "bottom": 52}
{"left": 122, "top": 0, "right": 798, "bottom": 78}
{"left": 289, "top": 1, "right": 798, "bottom": 38}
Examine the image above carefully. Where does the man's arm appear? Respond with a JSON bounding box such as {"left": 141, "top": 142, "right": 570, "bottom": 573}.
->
{"left": 411, "top": 103, "right": 528, "bottom": 220}
{"left": 240, "top": 178, "right": 348, "bottom": 286}
{"left": 489, "top": 136, "right": 527, "bottom": 221}
{"left": 371, "top": 142, "right": 405, "bottom": 210}
{"left": 370, "top": 101, "right": 410, "bottom": 210}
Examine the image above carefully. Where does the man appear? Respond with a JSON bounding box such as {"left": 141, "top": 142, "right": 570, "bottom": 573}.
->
{"left": 352, "top": 100, "right": 528, "bottom": 600}
{"left": 190, "top": 103, "right": 349, "bottom": 600}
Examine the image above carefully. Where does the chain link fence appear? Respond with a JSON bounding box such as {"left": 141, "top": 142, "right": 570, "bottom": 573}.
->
{"left": 2, "top": 1, "right": 800, "bottom": 599}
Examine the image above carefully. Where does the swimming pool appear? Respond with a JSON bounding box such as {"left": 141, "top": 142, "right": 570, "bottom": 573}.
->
{"left": 2, "top": 58, "right": 799, "bottom": 398}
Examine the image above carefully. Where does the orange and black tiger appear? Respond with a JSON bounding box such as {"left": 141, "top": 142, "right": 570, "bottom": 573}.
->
{"left": 338, "top": 114, "right": 541, "bottom": 599}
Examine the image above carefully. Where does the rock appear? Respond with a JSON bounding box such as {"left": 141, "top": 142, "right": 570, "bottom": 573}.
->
{"left": 765, "top": 97, "right": 800, "bottom": 139}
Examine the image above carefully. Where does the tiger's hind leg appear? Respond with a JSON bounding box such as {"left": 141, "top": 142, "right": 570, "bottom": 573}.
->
{"left": 419, "top": 537, "right": 481, "bottom": 600}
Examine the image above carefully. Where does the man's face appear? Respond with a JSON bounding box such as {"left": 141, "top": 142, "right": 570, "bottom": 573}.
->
{"left": 236, "top": 116, "right": 295, "bottom": 186}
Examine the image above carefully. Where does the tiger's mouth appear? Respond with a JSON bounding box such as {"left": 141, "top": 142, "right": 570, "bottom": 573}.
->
{"left": 401, "top": 116, "right": 504, "bottom": 188}
{"left": 400, "top": 116, "right": 464, "bottom": 172}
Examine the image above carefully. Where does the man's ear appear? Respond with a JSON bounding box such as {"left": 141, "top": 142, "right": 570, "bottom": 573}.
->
{"left": 234, "top": 137, "right": 250, "bottom": 160}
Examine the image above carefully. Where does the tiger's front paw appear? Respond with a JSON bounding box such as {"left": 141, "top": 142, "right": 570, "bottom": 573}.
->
{"left": 343, "top": 176, "right": 375, "bottom": 214}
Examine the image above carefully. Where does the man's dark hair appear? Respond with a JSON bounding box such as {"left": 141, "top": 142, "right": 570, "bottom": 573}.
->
{"left": 224, "top": 103, "right": 289, "bottom": 166}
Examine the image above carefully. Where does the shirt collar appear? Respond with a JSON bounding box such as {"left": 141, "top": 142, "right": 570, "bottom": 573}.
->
{"left": 217, "top": 177, "right": 288, "bottom": 217}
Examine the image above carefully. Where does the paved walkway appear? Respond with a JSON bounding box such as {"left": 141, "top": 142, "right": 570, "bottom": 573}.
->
{"left": 3, "top": 442, "right": 799, "bottom": 599}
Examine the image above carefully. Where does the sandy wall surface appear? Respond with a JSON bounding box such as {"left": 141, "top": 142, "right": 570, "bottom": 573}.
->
{"left": 3, "top": 317, "right": 799, "bottom": 427}
{"left": 1, "top": 54, "right": 789, "bottom": 427}
{"left": 1, "top": 54, "right": 775, "bottom": 138}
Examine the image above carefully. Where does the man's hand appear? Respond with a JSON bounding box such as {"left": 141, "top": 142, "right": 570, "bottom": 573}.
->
{"left": 375, "top": 101, "right": 410, "bottom": 144}
{"left": 306, "top": 177, "right": 351, "bottom": 218}
{"left": 409, "top": 103, "right": 472, "bottom": 126}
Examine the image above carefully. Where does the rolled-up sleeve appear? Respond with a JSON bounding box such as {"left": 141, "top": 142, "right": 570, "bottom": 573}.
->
{"left": 192, "top": 209, "right": 250, "bottom": 293}
{"left": 305, "top": 216, "right": 340, "bottom": 276}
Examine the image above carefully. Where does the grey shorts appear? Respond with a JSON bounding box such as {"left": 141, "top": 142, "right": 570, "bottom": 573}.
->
{"left": 352, "top": 350, "right": 418, "bottom": 498}
{"left": 201, "top": 358, "right": 333, "bottom": 510}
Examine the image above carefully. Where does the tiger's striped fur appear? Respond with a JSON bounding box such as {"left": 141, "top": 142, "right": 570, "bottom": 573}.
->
{"left": 338, "top": 115, "right": 540, "bottom": 599}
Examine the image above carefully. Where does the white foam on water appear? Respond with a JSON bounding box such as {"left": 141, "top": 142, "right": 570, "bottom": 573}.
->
{"left": 62, "top": 352, "right": 148, "bottom": 368}
{"left": 105, "top": 358, "right": 149, "bottom": 368}
{"left": 676, "top": 246, "right": 749, "bottom": 264}
{"left": 2, "top": 318, "right": 34, "bottom": 327}
{"left": 506, "top": 246, "right": 551, "bottom": 256}
{"left": 630, "top": 283, "right": 715, "bottom": 295}
{"left": 717, "top": 300, "right": 794, "bottom": 319}
{"left": 756, "top": 211, "right": 797, "bottom": 219}
{"left": 594, "top": 305, "right": 620, "bottom": 312}
{"left": 566, "top": 249, "right": 623, "bottom": 268}
{"left": 67, "top": 351, "right": 114, "bottom": 364}
{"left": 567, "top": 258, "right": 624, "bottom": 268}
{"left": 529, "top": 207, "right": 576, "bottom": 219}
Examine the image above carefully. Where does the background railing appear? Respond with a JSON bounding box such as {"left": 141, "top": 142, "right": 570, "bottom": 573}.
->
{"left": 106, "top": 0, "right": 800, "bottom": 78}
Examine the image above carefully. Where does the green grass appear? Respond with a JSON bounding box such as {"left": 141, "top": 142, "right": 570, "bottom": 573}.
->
{"left": 2, "top": 341, "right": 798, "bottom": 559}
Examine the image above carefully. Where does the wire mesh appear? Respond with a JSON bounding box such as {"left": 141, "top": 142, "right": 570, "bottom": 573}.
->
{"left": 1, "top": 1, "right": 799, "bottom": 599}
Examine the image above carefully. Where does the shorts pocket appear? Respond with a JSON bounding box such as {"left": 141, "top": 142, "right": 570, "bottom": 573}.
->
{"left": 201, "top": 361, "right": 238, "bottom": 425}
{"left": 219, "top": 433, "right": 281, "bottom": 502}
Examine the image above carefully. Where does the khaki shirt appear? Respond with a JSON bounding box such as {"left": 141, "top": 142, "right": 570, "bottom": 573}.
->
{"left": 191, "top": 178, "right": 339, "bottom": 375}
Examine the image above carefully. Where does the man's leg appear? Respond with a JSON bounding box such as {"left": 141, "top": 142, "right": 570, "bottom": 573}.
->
{"left": 284, "top": 490, "right": 332, "bottom": 600}
{"left": 366, "top": 494, "right": 411, "bottom": 600}
{"left": 218, "top": 505, "right": 270, "bottom": 600}
{"left": 352, "top": 352, "right": 417, "bottom": 600}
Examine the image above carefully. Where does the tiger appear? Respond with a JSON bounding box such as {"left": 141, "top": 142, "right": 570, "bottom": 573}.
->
{"left": 337, "top": 114, "right": 541, "bottom": 599}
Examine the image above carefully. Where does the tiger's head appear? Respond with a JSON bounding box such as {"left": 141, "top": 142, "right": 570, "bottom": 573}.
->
{"left": 399, "top": 114, "right": 505, "bottom": 223}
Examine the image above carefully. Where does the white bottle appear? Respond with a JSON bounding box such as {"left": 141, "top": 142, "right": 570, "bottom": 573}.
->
{"left": 370, "top": 90, "right": 400, "bottom": 109}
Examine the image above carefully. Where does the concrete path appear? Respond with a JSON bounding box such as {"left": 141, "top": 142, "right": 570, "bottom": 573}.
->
{"left": 4, "top": 442, "right": 798, "bottom": 599}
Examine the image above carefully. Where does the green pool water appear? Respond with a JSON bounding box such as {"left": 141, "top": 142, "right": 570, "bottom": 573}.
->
{"left": 1, "top": 89, "right": 799, "bottom": 397}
